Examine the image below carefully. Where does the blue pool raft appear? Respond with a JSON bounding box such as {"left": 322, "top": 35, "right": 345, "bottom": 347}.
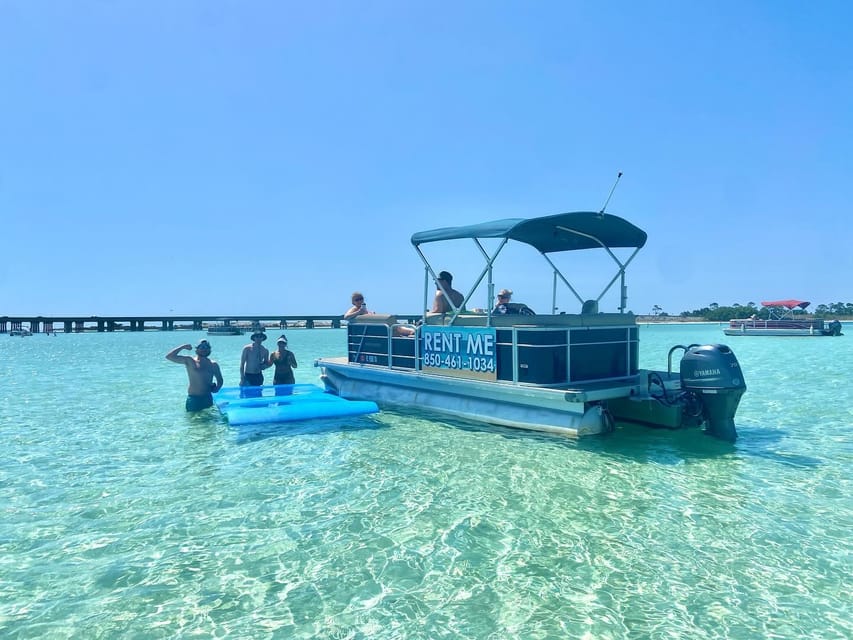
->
{"left": 213, "top": 384, "right": 378, "bottom": 426}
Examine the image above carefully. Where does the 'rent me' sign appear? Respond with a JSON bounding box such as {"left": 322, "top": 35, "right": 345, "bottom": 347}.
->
{"left": 421, "top": 326, "right": 497, "bottom": 381}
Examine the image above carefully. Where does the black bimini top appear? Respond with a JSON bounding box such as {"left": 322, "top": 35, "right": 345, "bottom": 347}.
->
{"left": 410, "top": 211, "right": 648, "bottom": 253}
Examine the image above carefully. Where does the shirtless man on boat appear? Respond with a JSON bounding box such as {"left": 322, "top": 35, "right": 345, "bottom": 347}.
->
{"left": 431, "top": 271, "right": 464, "bottom": 313}
{"left": 166, "top": 340, "right": 224, "bottom": 412}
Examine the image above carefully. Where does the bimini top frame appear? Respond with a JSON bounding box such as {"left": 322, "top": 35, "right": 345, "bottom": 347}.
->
{"left": 411, "top": 211, "right": 648, "bottom": 323}
{"left": 760, "top": 299, "right": 811, "bottom": 321}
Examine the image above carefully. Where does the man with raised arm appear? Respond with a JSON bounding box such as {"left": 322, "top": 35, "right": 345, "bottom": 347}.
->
{"left": 166, "top": 339, "right": 224, "bottom": 412}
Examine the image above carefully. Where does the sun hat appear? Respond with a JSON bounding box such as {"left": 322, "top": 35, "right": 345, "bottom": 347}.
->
{"left": 498, "top": 288, "right": 513, "bottom": 297}
{"left": 195, "top": 340, "right": 211, "bottom": 350}
{"left": 251, "top": 331, "right": 267, "bottom": 341}
{"left": 277, "top": 335, "right": 288, "bottom": 344}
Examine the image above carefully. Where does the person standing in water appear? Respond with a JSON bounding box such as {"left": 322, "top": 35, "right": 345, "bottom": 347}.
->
{"left": 270, "top": 335, "right": 298, "bottom": 385}
{"left": 240, "top": 331, "right": 270, "bottom": 387}
{"left": 166, "top": 340, "right": 224, "bottom": 412}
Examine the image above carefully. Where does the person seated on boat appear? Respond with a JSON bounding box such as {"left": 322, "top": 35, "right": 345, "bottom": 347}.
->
{"left": 270, "top": 335, "right": 298, "bottom": 387}
{"left": 166, "top": 340, "right": 224, "bottom": 412}
{"left": 493, "top": 288, "right": 514, "bottom": 314}
{"left": 492, "top": 288, "right": 536, "bottom": 316}
{"left": 581, "top": 299, "right": 599, "bottom": 314}
{"left": 431, "top": 270, "right": 464, "bottom": 314}
{"left": 345, "top": 291, "right": 415, "bottom": 336}
{"left": 240, "top": 331, "right": 270, "bottom": 389}
{"left": 344, "top": 291, "right": 373, "bottom": 320}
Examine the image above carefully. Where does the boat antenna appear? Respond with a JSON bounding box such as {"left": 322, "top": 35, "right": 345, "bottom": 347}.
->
{"left": 599, "top": 171, "right": 623, "bottom": 216}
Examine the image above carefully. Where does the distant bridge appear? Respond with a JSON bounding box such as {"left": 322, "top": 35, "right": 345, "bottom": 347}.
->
{"left": 0, "top": 314, "right": 422, "bottom": 334}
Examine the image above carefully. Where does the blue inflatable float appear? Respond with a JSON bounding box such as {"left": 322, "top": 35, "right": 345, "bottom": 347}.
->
{"left": 212, "top": 384, "right": 378, "bottom": 426}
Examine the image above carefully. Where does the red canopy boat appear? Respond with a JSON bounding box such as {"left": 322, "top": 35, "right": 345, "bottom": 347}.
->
{"left": 760, "top": 299, "right": 811, "bottom": 310}
{"left": 725, "top": 300, "right": 842, "bottom": 337}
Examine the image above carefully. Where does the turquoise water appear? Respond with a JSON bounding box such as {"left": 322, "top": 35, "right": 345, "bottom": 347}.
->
{"left": 1, "top": 325, "right": 851, "bottom": 639}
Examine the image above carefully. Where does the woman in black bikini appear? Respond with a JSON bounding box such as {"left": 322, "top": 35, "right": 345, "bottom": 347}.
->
{"left": 270, "top": 335, "right": 298, "bottom": 385}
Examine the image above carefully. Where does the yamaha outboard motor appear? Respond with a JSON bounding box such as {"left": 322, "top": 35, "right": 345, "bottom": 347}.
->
{"left": 680, "top": 344, "right": 746, "bottom": 442}
{"left": 827, "top": 320, "right": 843, "bottom": 336}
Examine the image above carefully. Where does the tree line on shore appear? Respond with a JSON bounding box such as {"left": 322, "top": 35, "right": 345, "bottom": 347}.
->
{"left": 649, "top": 302, "right": 853, "bottom": 321}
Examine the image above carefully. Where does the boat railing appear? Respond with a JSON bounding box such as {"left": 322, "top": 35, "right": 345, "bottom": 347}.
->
{"left": 422, "top": 312, "right": 634, "bottom": 327}
{"left": 347, "top": 313, "right": 639, "bottom": 386}
{"left": 347, "top": 315, "right": 418, "bottom": 369}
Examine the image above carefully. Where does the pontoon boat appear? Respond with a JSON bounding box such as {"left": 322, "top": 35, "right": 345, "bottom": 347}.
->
{"left": 725, "top": 300, "right": 843, "bottom": 337}
{"left": 316, "top": 211, "right": 747, "bottom": 441}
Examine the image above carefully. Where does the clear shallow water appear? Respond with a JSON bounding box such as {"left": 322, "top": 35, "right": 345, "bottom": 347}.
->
{"left": 1, "top": 325, "right": 851, "bottom": 639}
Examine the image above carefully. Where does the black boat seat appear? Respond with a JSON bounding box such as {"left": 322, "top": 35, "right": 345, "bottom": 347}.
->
{"left": 581, "top": 299, "right": 599, "bottom": 314}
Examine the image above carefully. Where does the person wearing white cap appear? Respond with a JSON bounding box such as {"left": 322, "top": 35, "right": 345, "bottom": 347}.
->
{"left": 270, "top": 335, "right": 298, "bottom": 385}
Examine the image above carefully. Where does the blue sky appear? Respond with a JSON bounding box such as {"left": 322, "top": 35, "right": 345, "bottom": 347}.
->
{"left": 2, "top": 1, "right": 851, "bottom": 317}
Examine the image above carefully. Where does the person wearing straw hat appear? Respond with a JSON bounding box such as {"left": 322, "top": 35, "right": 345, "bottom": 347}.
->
{"left": 492, "top": 288, "right": 535, "bottom": 316}
{"left": 166, "top": 339, "right": 224, "bottom": 411}
{"left": 240, "top": 330, "right": 270, "bottom": 387}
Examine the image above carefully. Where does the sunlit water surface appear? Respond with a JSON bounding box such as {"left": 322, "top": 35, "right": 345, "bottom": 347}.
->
{"left": 1, "top": 325, "right": 851, "bottom": 639}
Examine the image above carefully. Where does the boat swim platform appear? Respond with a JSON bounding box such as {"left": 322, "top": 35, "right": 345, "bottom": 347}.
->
{"left": 0, "top": 314, "right": 423, "bottom": 334}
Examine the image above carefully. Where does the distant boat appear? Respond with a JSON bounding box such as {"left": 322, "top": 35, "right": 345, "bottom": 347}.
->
{"left": 724, "top": 300, "right": 843, "bottom": 337}
{"left": 207, "top": 320, "right": 244, "bottom": 336}
{"left": 9, "top": 328, "right": 33, "bottom": 337}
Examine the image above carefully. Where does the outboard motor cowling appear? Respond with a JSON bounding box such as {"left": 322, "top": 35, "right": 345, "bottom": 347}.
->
{"left": 827, "top": 320, "right": 843, "bottom": 336}
{"left": 679, "top": 344, "right": 746, "bottom": 442}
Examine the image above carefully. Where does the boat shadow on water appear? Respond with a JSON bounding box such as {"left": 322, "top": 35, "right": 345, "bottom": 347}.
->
{"left": 729, "top": 425, "right": 824, "bottom": 468}
{"left": 378, "top": 406, "right": 743, "bottom": 464}
{"left": 382, "top": 406, "right": 821, "bottom": 468}
{"left": 580, "top": 422, "right": 824, "bottom": 468}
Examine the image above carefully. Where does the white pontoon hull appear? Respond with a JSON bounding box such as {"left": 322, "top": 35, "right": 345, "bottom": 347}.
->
{"left": 724, "top": 325, "right": 835, "bottom": 337}
{"left": 725, "top": 328, "right": 822, "bottom": 337}
{"left": 319, "top": 357, "right": 634, "bottom": 436}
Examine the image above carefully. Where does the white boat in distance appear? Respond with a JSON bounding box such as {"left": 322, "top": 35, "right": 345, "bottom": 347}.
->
{"left": 316, "top": 210, "right": 747, "bottom": 441}
{"left": 724, "top": 300, "right": 843, "bottom": 337}
{"left": 207, "top": 320, "right": 244, "bottom": 336}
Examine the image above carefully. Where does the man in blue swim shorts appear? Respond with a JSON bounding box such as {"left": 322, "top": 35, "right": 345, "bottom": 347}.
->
{"left": 166, "top": 340, "right": 224, "bottom": 412}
